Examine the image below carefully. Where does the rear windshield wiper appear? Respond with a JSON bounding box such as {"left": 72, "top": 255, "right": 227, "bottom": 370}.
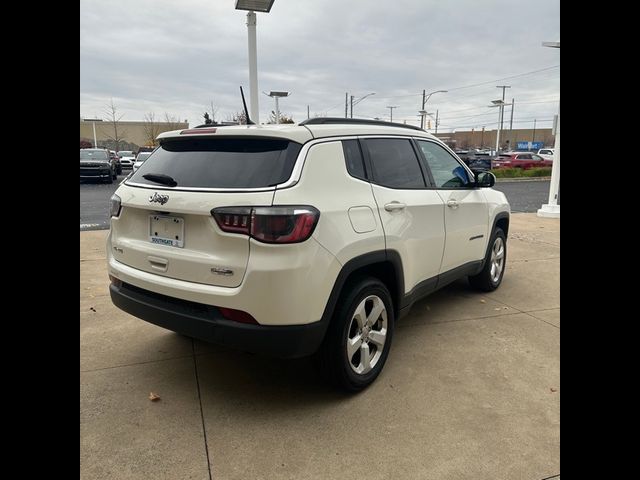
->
{"left": 142, "top": 173, "right": 177, "bottom": 187}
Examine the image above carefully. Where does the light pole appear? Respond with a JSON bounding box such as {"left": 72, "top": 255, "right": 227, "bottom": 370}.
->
{"left": 264, "top": 91, "right": 290, "bottom": 123}
{"left": 235, "top": 0, "right": 276, "bottom": 124}
{"left": 85, "top": 118, "right": 102, "bottom": 147}
{"left": 350, "top": 92, "right": 375, "bottom": 118}
{"left": 489, "top": 100, "right": 506, "bottom": 153}
{"left": 420, "top": 90, "right": 447, "bottom": 129}
{"left": 538, "top": 41, "right": 560, "bottom": 218}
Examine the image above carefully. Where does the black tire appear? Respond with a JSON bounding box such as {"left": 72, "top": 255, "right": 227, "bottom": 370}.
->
{"left": 317, "top": 276, "right": 395, "bottom": 392}
{"left": 468, "top": 228, "right": 506, "bottom": 291}
{"left": 105, "top": 172, "right": 114, "bottom": 184}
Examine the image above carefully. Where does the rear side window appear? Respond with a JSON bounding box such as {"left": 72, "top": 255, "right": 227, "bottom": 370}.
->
{"left": 128, "top": 138, "right": 302, "bottom": 188}
{"left": 363, "top": 138, "right": 425, "bottom": 188}
{"left": 342, "top": 140, "right": 366, "bottom": 180}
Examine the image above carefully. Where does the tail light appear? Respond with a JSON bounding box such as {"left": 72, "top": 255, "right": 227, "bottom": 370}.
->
{"left": 212, "top": 206, "right": 320, "bottom": 244}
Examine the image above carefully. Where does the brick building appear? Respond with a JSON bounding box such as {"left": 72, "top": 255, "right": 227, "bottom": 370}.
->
{"left": 434, "top": 128, "right": 554, "bottom": 151}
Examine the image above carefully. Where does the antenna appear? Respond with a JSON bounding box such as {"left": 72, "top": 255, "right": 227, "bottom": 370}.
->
{"left": 239, "top": 86, "right": 255, "bottom": 125}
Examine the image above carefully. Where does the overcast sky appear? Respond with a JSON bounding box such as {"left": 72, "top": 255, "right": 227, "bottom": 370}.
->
{"left": 80, "top": 0, "right": 559, "bottom": 132}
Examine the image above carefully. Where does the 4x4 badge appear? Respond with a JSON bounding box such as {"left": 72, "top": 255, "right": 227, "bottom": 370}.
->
{"left": 149, "top": 193, "right": 169, "bottom": 205}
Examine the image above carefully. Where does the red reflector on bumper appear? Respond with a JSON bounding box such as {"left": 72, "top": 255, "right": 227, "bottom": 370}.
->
{"left": 218, "top": 307, "right": 259, "bottom": 325}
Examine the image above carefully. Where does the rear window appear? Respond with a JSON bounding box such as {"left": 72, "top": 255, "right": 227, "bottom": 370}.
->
{"left": 128, "top": 138, "right": 302, "bottom": 189}
{"left": 80, "top": 150, "right": 108, "bottom": 160}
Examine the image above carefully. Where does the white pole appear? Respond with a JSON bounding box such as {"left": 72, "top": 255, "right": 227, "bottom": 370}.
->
{"left": 246, "top": 11, "right": 259, "bottom": 124}
{"left": 538, "top": 103, "right": 560, "bottom": 217}
{"left": 92, "top": 121, "right": 97, "bottom": 148}
{"left": 275, "top": 96, "right": 280, "bottom": 124}
{"left": 537, "top": 41, "right": 560, "bottom": 218}
{"left": 495, "top": 106, "right": 502, "bottom": 153}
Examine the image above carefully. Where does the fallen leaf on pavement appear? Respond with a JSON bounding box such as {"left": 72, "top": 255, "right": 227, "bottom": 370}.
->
{"left": 550, "top": 388, "right": 557, "bottom": 393}
{"left": 494, "top": 307, "right": 501, "bottom": 311}
{"left": 149, "top": 392, "right": 161, "bottom": 401}
{"left": 89, "top": 307, "right": 96, "bottom": 312}
{"left": 480, "top": 299, "right": 486, "bottom": 303}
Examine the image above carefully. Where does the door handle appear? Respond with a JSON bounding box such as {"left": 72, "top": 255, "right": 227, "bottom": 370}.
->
{"left": 447, "top": 200, "right": 459, "bottom": 209}
{"left": 384, "top": 202, "right": 406, "bottom": 212}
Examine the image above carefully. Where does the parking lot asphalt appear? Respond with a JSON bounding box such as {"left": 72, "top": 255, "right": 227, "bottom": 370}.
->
{"left": 80, "top": 177, "right": 552, "bottom": 231}
{"left": 80, "top": 213, "right": 559, "bottom": 480}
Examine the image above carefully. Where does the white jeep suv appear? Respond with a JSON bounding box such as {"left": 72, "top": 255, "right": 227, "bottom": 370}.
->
{"left": 107, "top": 118, "right": 510, "bottom": 391}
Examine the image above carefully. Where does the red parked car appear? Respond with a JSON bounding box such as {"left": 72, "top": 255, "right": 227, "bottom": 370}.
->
{"left": 492, "top": 152, "right": 552, "bottom": 169}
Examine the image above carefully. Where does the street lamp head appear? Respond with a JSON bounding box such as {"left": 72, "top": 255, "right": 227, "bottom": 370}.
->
{"left": 235, "top": 0, "right": 275, "bottom": 13}
{"left": 268, "top": 91, "right": 290, "bottom": 97}
{"left": 542, "top": 41, "right": 560, "bottom": 48}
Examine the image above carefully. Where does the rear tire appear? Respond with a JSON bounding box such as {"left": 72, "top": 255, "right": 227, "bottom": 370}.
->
{"left": 468, "top": 228, "right": 506, "bottom": 291}
{"left": 317, "top": 276, "right": 394, "bottom": 392}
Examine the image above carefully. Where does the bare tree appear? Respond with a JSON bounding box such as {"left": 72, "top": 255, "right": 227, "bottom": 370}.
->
{"left": 143, "top": 113, "right": 161, "bottom": 147}
{"left": 209, "top": 100, "right": 220, "bottom": 123}
{"left": 226, "top": 111, "right": 248, "bottom": 125}
{"left": 103, "top": 99, "right": 127, "bottom": 151}
{"left": 163, "top": 113, "right": 183, "bottom": 131}
{"left": 267, "top": 110, "right": 294, "bottom": 124}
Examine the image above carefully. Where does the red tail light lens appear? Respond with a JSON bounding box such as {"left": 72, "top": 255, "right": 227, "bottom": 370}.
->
{"left": 212, "top": 206, "right": 320, "bottom": 244}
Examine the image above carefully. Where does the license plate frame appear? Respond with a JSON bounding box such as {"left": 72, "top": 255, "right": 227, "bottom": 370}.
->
{"left": 149, "top": 214, "right": 184, "bottom": 248}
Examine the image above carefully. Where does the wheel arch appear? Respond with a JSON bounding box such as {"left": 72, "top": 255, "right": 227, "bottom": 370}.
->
{"left": 320, "top": 250, "right": 404, "bottom": 328}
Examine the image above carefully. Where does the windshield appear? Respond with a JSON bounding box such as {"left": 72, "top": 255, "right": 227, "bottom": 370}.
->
{"left": 80, "top": 150, "right": 108, "bottom": 160}
{"left": 136, "top": 153, "right": 152, "bottom": 162}
{"left": 118, "top": 151, "right": 133, "bottom": 157}
{"left": 128, "top": 138, "right": 302, "bottom": 189}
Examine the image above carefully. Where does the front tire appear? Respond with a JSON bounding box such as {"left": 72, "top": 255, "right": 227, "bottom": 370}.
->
{"left": 468, "top": 228, "right": 506, "bottom": 291}
{"left": 318, "top": 277, "right": 395, "bottom": 392}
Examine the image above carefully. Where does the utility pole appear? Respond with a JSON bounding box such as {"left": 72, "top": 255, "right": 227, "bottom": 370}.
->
{"left": 420, "top": 90, "right": 426, "bottom": 129}
{"left": 495, "top": 85, "right": 511, "bottom": 152}
{"left": 481, "top": 126, "right": 485, "bottom": 149}
{"left": 435, "top": 109, "right": 439, "bottom": 134}
{"left": 307, "top": 105, "right": 310, "bottom": 119}
{"left": 350, "top": 95, "right": 354, "bottom": 118}
{"left": 532, "top": 119, "right": 537, "bottom": 144}
{"left": 387, "top": 105, "right": 397, "bottom": 122}
{"left": 345, "top": 92, "right": 348, "bottom": 118}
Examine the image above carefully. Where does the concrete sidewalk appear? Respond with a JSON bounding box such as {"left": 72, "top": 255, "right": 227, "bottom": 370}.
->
{"left": 80, "top": 213, "right": 559, "bottom": 480}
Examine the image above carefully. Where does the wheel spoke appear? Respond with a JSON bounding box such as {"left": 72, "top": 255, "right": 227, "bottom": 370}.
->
{"left": 490, "top": 263, "right": 496, "bottom": 278}
{"left": 368, "top": 329, "right": 386, "bottom": 348}
{"left": 366, "top": 299, "right": 385, "bottom": 327}
{"left": 347, "top": 334, "right": 363, "bottom": 360}
{"left": 360, "top": 343, "right": 371, "bottom": 373}
{"left": 495, "top": 246, "right": 504, "bottom": 259}
{"left": 353, "top": 301, "right": 367, "bottom": 330}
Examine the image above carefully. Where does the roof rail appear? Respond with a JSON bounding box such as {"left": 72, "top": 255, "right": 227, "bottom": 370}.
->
{"left": 299, "top": 117, "right": 424, "bottom": 132}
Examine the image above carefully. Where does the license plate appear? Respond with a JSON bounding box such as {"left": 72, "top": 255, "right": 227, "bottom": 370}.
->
{"left": 149, "top": 215, "right": 184, "bottom": 248}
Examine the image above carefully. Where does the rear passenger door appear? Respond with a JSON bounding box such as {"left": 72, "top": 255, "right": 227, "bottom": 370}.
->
{"left": 361, "top": 137, "right": 446, "bottom": 294}
{"left": 415, "top": 140, "right": 489, "bottom": 272}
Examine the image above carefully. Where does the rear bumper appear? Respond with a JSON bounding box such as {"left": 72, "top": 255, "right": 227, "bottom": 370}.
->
{"left": 81, "top": 167, "right": 111, "bottom": 178}
{"left": 109, "top": 281, "right": 328, "bottom": 358}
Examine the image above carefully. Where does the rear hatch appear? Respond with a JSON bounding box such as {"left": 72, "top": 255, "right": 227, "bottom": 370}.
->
{"left": 110, "top": 136, "right": 303, "bottom": 287}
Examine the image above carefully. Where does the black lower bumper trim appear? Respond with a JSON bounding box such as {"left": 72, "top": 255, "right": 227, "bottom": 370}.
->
{"left": 109, "top": 282, "right": 328, "bottom": 359}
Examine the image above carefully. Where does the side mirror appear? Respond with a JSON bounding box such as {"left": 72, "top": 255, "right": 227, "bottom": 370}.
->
{"left": 475, "top": 171, "right": 496, "bottom": 188}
